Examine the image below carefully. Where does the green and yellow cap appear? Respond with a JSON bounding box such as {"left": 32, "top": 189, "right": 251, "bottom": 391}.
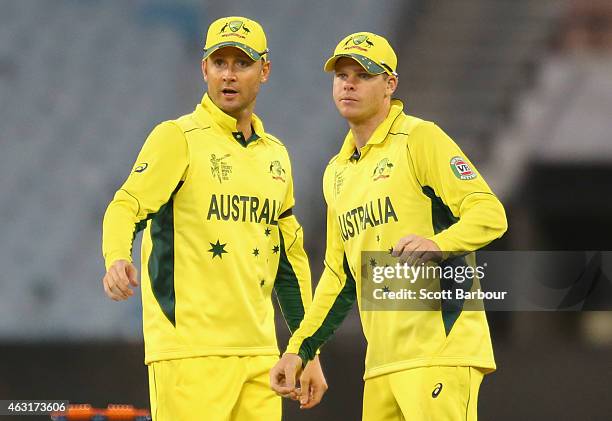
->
{"left": 324, "top": 32, "right": 397, "bottom": 76}
{"left": 203, "top": 16, "right": 269, "bottom": 61}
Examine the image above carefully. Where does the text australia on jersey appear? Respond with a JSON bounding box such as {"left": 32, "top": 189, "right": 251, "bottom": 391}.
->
{"left": 338, "top": 196, "right": 398, "bottom": 240}
{"left": 207, "top": 194, "right": 281, "bottom": 226}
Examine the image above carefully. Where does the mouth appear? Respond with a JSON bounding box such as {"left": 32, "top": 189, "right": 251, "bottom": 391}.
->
{"left": 221, "top": 88, "right": 239, "bottom": 98}
{"left": 339, "top": 97, "right": 358, "bottom": 104}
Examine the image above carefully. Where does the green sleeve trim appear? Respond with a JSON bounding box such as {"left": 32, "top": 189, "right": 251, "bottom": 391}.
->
{"left": 438, "top": 256, "right": 473, "bottom": 335}
{"left": 279, "top": 207, "right": 293, "bottom": 219}
{"left": 297, "top": 254, "right": 356, "bottom": 362}
{"left": 274, "top": 228, "right": 305, "bottom": 333}
{"left": 147, "top": 181, "right": 184, "bottom": 327}
{"left": 421, "top": 186, "right": 459, "bottom": 233}
{"left": 129, "top": 218, "right": 149, "bottom": 258}
{"left": 422, "top": 185, "right": 472, "bottom": 335}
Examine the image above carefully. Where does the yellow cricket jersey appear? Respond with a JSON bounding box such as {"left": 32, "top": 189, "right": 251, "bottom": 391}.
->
{"left": 103, "top": 94, "right": 312, "bottom": 364}
{"left": 285, "top": 99, "right": 507, "bottom": 380}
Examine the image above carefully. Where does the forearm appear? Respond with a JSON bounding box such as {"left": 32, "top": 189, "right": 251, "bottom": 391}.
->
{"left": 102, "top": 190, "right": 146, "bottom": 270}
{"left": 286, "top": 259, "right": 356, "bottom": 362}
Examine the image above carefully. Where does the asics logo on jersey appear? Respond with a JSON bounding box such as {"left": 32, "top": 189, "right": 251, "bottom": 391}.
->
{"left": 134, "top": 163, "right": 148, "bottom": 173}
{"left": 432, "top": 383, "right": 443, "bottom": 398}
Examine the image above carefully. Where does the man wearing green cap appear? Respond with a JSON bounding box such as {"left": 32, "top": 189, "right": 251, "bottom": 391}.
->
{"left": 270, "top": 32, "right": 507, "bottom": 420}
{"left": 102, "top": 16, "right": 325, "bottom": 420}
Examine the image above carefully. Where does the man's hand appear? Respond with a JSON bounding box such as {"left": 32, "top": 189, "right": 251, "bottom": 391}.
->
{"left": 102, "top": 259, "right": 139, "bottom": 301}
{"left": 270, "top": 353, "right": 303, "bottom": 399}
{"left": 392, "top": 234, "right": 442, "bottom": 265}
{"left": 297, "top": 355, "right": 328, "bottom": 409}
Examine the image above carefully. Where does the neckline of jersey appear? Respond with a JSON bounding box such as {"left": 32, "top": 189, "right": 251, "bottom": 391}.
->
{"left": 194, "top": 93, "right": 266, "bottom": 147}
{"left": 339, "top": 99, "right": 404, "bottom": 162}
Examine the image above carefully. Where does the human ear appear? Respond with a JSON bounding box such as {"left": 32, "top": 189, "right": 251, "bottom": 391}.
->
{"left": 201, "top": 59, "right": 208, "bottom": 82}
{"left": 261, "top": 60, "right": 271, "bottom": 83}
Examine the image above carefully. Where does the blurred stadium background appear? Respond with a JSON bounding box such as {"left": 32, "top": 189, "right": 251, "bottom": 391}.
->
{"left": 1, "top": 0, "right": 611, "bottom": 419}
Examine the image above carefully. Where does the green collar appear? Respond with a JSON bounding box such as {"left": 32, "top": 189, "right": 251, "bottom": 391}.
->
{"left": 231, "top": 129, "right": 260, "bottom": 147}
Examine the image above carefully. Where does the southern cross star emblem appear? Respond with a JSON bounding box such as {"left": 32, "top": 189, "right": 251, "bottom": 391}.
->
{"left": 253, "top": 248, "right": 259, "bottom": 257}
{"left": 208, "top": 240, "right": 227, "bottom": 259}
{"left": 272, "top": 245, "right": 280, "bottom": 254}
{"left": 264, "top": 228, "right": 271, "bottom": 236}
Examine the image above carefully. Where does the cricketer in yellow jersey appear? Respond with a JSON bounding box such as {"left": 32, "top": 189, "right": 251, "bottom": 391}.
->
{"left": 101, "top": 16, "right": 327, "bottom": 421}
{"left": 270, "top": 32, "right": 507, "bottom": 420}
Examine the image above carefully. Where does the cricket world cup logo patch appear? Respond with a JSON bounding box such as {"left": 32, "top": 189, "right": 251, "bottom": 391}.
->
{"left": 334, "top": 167, "right": 346, "bottom": 196}
{"left": 210, "top": 153, "right": 232, "bottom": 183}
{"left": 269, "top": 160, "right": 286, "bottom": 182}
{"left": 372, "top": 158, "right": 394, "bottom": 181}
{"left": 450, "top": 156, "right": 477, "bottom": 180}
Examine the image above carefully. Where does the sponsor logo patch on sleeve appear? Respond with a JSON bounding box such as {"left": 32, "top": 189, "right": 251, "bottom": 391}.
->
{"left": 450, "top": 156, "right": 477, "bottom": 180}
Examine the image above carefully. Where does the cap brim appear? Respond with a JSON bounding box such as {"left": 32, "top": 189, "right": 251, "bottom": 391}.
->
{"left": 324, "top": 53, "right": 386, "bottom": 75}
{"left": 203, "top": 42, "right": 265, "bottom": 61}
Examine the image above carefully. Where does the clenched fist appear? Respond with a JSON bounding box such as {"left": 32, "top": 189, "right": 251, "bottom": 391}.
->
{"left": 102, "top": 259, "right": 139, "bottom": 301}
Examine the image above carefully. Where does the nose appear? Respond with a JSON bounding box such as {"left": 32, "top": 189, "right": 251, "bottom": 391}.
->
{"left": 343, "top": 75, "right": 356, "bottom": 91}
{"left": 222, "top": 66, "right": 237, "bottom": 82}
